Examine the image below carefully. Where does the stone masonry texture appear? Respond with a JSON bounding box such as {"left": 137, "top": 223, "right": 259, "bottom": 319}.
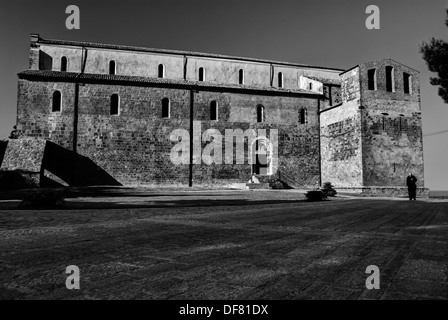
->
{"left": 1, "top": 35, "right": 426, "bottom": 191}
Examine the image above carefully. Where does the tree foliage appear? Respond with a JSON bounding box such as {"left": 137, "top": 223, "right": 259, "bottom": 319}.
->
{"left": 420, "top": 9, "right": 448, "bottom": 104}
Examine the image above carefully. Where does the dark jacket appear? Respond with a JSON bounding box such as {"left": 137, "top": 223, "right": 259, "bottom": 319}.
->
{"left": 406, "top": 175, "right": 417, "bottom": 189}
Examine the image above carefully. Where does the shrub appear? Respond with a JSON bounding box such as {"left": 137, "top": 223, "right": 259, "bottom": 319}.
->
{"left": 321, "top": 182, "right": 337, "bottom": 197}
{"left": 305, "top": 190, "right": 327, "bottom": 201}
{"left": 0, "top": 170, "right": 39, "bottom": 190}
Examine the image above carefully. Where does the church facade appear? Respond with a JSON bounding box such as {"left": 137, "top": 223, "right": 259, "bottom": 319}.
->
{"left": 1, "top": 34, "right": 426, "bottom": 195}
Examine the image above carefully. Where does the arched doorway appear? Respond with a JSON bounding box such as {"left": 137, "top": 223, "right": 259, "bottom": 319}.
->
{"left": 251, "top": 137, "right": 273, "bottom": 176}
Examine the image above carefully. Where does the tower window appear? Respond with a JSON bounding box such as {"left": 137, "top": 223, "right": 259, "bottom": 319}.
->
{"left": 239, "top": 69, "right": 244, "bottom": 85}
{"left": 210, "top": 101, "right": 218, "bottom": 121}
{"left": 299, "top": 108, "right": 308, "bottom": 124}
{"left": 278, "top": 72, "right": 283, "bottom": 88}
{"left": 52, "top": 91, "right": 62, "bottom": 112}
{"left": 386, "top": 66, "right": 394, "bottom": 92}
{"left": 61, "top": 57, "right": 68, "bottom": 72}
{"left": 257, "top": 105, "right": 265, "bottom": 123}
{"left": 109, "top": 60, "right": 116, "bottom": 75}
{"left": 158, "top": 64, "right": 165, "bottom": 78}
{"left": 403, "top": 72, "right": 412, "bottom": 94}
{"left": 199, "top": 67, "right": 205, "bottom": 81}
{"left": 110, "top": 94, "right": 120, "bottom": 115}
{"left": 309, "top": 83, "right": 313, "bottom": 90}
{"left": 162, "top": 98, "right": 170, "bottom": 118}
{"left": 368, "top": 69, "right": 376, "bottom": 90}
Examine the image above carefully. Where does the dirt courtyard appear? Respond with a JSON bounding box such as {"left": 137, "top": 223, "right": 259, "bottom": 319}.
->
{"left": 0, "top": 188, "right": 447, "bottom": 300}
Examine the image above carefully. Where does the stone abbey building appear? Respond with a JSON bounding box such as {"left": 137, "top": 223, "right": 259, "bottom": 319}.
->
{"left": 1, "top": 34, "right": 426, "bottom": 195}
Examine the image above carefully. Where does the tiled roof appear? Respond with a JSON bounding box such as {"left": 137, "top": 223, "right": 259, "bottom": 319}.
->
{"left": 36, "top": 36, "right": 344, "bottom": 73}
{"left": 18, "top": 70, "right": 326, "bottom": 97}
{"left": 302, "top": 75, "right": 341, "bottom": 86}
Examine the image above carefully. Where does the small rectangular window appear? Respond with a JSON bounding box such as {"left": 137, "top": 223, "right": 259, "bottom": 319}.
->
{"left": 210, "top": 101, "right": 218, "bottom": 120}
{"left": 110, "top": 94, "right": 120, "bottom": 115}
{"left": 386, "top": 66, "right": 394, "bottom": 92}
{"left": 257, "top": 105, "right": 265, "bottom": 123}
{"left": 239, "top": 69, "right": 244, "bottom": 85}
{"left": 52, "top": 91, "right": 62, "bottom": 112}
{"left": 368, "top": 69, "right": 376, "bottom": 90}
{"left": 403, "top": 72, "right": 412, "bottom": 94}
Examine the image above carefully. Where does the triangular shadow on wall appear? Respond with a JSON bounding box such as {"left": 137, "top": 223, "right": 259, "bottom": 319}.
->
{"left": 0, "top": 140, "right": 8, "bottom": 168}
{"left": 40, "top": 141, "right": 122, "bottom": 187}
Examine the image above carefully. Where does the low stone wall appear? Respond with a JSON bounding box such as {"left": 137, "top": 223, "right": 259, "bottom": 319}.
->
{"left": 337, "top": 186, "right": 429, "bottom": 198}
{"left": 1, "top": 138, "right": 46, "bottom": 172}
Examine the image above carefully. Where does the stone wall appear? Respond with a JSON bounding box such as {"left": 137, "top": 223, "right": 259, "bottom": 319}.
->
{"left": 320, "top": 60, "right": 425, "bottom": 190}
{"left": 13, "top": 78, "right": 321, "bottom": 187}
{"left": 320, "top": 67, "right": 363, "bottom": 187}
{"left": 18, "top": 36, "right": 425, "bottom": 191}
{"left": 337, "top": 187, "right": 429, "bottom": 198}
{"left": 15, "top": 79, "right": 75, "bottom": 151}
{"left": 1, "top": 138, "right": 46, "bottom": 172}
{"left": 359, "top": 59, "right": 424, "bottom": 187}
{"left": 30, "top": 38, "right": 342, "bottom": 90}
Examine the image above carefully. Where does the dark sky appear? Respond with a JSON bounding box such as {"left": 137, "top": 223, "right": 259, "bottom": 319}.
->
{"left": 1, "top": 0, "right": 448, "bottom": 189}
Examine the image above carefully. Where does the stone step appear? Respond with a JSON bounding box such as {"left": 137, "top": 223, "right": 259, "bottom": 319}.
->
{"left": 230, "top": 183, "right": 249, "bottom": 190}
{"left": 246, "top": 183, "right": 271, "bottom": 190}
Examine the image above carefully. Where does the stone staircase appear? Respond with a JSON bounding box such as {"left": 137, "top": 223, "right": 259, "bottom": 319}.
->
{"left": 276, "top": 169, "right": 309, "bottom": 189}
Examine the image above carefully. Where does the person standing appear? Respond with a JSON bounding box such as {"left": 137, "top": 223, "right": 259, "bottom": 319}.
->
{"left": 406, "top": 173, "right": 418, "bottom": 200}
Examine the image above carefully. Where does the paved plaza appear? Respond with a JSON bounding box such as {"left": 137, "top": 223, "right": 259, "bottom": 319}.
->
{"left": 0, "top": 188, "right": 447, "bottom": 300}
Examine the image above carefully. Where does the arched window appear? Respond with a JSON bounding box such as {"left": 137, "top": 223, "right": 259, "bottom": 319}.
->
{"left": 52, "top": 91, "right": 62, "bottom": 112}
{"left": 386, "top": 66, "right": 394, "bottom": 92}
{"left": 109, "top": 60, "right": 116, "bottom": 75}
{"left": 61, "top": 56, "right": 68, "bottom": 72}
{"left": 199, "top": 67, "right": 205, "bottom": 81}
{"left": 210, "top": 101, "right": 218, "bottom": 121}
{"left": 278, "top": 72, "right": 283, "bottom": 88}
{"left": 239, "top": 69, "right": 244, "bottom": 85}
{"left": 299, "top": 108, "right": 308, "bottom": 124}
{"left": 158, "top": 64, "right": 165, "bottom": 78}
{"left": 257, "top": 105, "right": 265, "bottom": 123}
{"left": 162, "top": 98, "right": 170, "bottom": 118}
{"left": 110, "top": 94, "right": 120, "bottom": 115}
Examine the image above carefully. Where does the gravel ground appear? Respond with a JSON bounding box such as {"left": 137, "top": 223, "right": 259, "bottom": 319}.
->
{"left": 0, "top": 188, "right": 447, "bottom": 300}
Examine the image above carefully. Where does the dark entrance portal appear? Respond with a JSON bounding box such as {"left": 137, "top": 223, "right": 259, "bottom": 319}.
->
{"left": 252, "top": 139, "right": 271, "bottom": 176}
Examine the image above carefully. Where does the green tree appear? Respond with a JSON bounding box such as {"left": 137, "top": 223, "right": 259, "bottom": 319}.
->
{"left": 420, "top": 9, "right": 448, "bottom": 104}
